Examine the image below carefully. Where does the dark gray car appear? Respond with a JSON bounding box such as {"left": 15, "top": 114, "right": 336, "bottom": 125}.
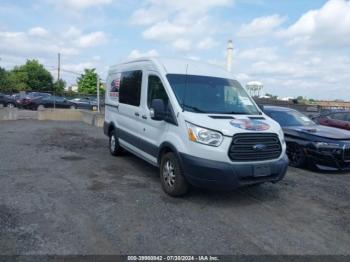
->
{"left": 0, "top": 93, "right": 16, "bottom": 108}
{"left": 69, "top": 97, "right": 97, "bottom": 110}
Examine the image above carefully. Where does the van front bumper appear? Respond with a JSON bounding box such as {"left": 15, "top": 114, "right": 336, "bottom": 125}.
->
{"left": 179, "top": 153, "right": 289, "bottom": 189}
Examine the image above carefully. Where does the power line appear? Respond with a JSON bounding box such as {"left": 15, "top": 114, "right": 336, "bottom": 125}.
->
{"left": 60, "top": 69, "right": 82, "bottom": 76}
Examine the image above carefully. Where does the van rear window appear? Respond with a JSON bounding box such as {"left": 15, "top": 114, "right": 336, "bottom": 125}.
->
{"left": 119, "top": 70, "right": 142, "bottom": 106}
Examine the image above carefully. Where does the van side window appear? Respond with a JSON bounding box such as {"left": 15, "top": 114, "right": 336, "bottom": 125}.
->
{"left": 147, "top": 75, "right": 169, "bottom": 108}
{"left": 119, "top": 70, "right": 142, "bottom": 106}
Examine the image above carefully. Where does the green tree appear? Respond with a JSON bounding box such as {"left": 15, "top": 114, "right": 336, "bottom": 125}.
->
{"left": 19, "top": 60, "right": 53, "bottom": 91}
{"left": 1, "top": 60, "right": 54, "bottom": 92}
{"left": 7, "top": 67, "right": 29, "bottom": 91}
{"left": 0, "top": 67, "right": 11, "bottom": 91}
{"left": 77, "top": 68, "right": 100, "bottom": 94}
{"left": 53, "top": 79, "right": 66, "bottom": 95}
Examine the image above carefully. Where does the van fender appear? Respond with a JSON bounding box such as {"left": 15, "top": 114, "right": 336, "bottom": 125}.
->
{"left": 157, "top": 142, "right": 182, "bottom": 166}
{"left": 103, "top": 121, "right": 117, "bottom": 136}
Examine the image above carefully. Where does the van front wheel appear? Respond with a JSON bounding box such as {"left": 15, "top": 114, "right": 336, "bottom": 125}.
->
{"left": 109, "top": 130, "right": 123, "bottom": 156}
{"left": 160, "top": 152, "right": 189, "bottom": 197}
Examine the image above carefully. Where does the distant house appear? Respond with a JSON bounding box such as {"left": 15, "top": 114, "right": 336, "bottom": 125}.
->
{"left": 279, "top": 96, "right": 294, "bottom": 101}
{"left": 246, "top": 81, "right": 263, "bottom": 97}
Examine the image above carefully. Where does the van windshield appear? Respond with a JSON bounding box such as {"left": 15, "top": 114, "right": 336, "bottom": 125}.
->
{"left": 166, "top": 74, "right": 260, "bottom": 115}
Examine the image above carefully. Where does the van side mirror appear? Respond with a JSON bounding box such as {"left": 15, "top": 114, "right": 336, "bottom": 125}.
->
{"left": 150, "top": 99, "right": 165, "bottom": 121}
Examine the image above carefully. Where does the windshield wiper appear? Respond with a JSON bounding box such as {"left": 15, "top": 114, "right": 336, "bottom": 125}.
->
{"left": 182, "top": 104, "right": 207, "bottom": 113}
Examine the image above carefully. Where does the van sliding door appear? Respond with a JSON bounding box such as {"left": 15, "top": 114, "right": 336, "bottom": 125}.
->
{"left": 117, "top": 70, "right": 143, "bottom": 151}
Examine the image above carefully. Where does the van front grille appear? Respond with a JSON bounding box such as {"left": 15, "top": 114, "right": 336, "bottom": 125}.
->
{"left": 229, "top": 133, "right": 282, "bottom": 162}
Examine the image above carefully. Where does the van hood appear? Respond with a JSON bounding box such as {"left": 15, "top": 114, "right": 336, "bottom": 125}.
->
{"left": 183, "top": 112, "right": 281, "bottom": 137}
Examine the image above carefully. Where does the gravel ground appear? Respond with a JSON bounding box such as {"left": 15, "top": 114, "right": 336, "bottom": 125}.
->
{"left": 0, "top": 120, "right": 349, "bottom": 255}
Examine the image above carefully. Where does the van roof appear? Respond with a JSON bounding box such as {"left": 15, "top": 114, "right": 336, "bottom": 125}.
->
{"left": 110, "top": 57, "right": 234, "bottom": 79}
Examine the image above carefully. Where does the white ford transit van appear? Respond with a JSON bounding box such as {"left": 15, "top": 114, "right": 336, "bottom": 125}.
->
{"left": 104, "top": 57, "right": 288, "bottom": 196}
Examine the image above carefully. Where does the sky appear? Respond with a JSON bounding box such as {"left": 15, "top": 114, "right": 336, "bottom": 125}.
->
{"left": 1, "top": 0, "right": 350, "bottom": 100}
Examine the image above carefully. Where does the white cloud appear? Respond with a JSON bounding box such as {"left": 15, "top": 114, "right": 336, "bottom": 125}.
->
{"left": 63, "top": 26, "right": 81, "bottom": 39}
{"left": 142, "top": 20, "right": 186, "bottom": 41}
{"left": 197, "top": 37, "right": 219, "bottom": 50}
{"left": 127, "top": 49, "right": 159, "bottom": 59}
{"left": 172, "top": 39, "right": 191, "bottom": 51}
{"left": 133, "top": 0, "right": 233, "bottom": 51}
{"left": 48, "top": 0, "right": 112, "bottom": 10}
{"left": 234, "top": 50, "right": 350, "bottom": 99}
{"left": 237, "top": 47, "right": 278, "bottom": 61}
{"left": 75, "top": 31, "right": 107, "bottom": 48}
{"left": 187, "top": 56, "right": 200, "bottom": 61}
{"left": 0, "top": 27, "right": 108, "bottom": 63}
{"left": 0, "top": 30, "right": 78, "bottom": 56}
{"left": 62, "top": 62, "right": 96, "bottom": 73}
{"left": 280, "top": 0, "right": 350, "bottom": 48}
{"left": 130, "top": 0, "right": 233, "bottom": 26}
{"left": 92, "top": 55, "right": 101, "bottom": 61}
{"left": 231, "top": 0, "right": 350, "bottom": 99}
{"left": 28, "top": 27, "right": 48, "bottom": 37}
{"left": 237, "top": 14, "right": 286, "bottom": 37}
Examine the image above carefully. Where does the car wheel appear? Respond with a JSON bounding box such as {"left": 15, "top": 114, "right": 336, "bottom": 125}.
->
{"left": 0, "top": 103, "right": 4, "bottom": 108}
{"left": 70, "top": 105, "right": 77, "bottom": 109}
{"left": 109, "top": 129, "right": 123, "bottom": 156}
{"left": 160, "top": 152, "right": 189, "bottom": 197}
{"left": 287, "top": 143, "right": 306, "bottom": 168}
{"left": 37, "top": 105, "right": 45, "bottom": 111}
{"left": 6, "top": 103, "right": 15, "bottom": 109}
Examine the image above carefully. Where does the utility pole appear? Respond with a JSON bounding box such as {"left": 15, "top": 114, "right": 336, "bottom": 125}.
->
{"left": 54, "top": 53, "right": 61, "bottom": 109}
{"left": 57, "top": 53, "right": 61, "bottom": 81}
{"left": 97, "top": 77, "right": 100, "bottom": 113}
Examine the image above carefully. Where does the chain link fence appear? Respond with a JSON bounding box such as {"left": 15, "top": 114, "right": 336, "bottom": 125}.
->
{"left": 0, "top": 89, "right": 105, "bottom": 113}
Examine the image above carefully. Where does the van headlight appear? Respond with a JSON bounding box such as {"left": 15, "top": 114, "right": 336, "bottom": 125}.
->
{"left": 278, "top": 129, "right": 285, "bottom": 144}
{"left": 186, "top": 122, "right": 223, "bottom": 147}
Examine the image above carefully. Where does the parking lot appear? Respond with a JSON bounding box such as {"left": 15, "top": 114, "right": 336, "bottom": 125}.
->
{"left": 0, "top": 120, "right": 350, "bottom": 255}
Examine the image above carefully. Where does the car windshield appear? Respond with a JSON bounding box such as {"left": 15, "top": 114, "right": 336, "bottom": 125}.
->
{"left": 266, "top": 109, "right": 316, "bottom": 127}
{"left": 166, "top": 74, "right": 260, "bottom": 115}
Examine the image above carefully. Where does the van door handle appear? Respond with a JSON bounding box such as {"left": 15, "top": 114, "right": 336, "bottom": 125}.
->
{"left": 142, "top": 115, "right": 147, "bottom": 120}
{"left": 134, "top": 112, "right": 140, "bottom": 117}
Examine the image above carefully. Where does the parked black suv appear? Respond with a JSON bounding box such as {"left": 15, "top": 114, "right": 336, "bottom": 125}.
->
{"left": 264, "top": 106, "right": 350, "bottom": 170}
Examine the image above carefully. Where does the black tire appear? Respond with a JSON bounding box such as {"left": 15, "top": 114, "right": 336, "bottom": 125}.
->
{"left": 109, "top": 129, "right": 123, "bottom": 156}
{"left": 160, "top": 152, "right": 189, "bottom": 196}
{"left": 287, "top": 143, "right": 306, "bottom": 168}
{"left": 6, "top": 103, "right": 15, "bottom": 108}
{"left": 70, "top": 105, "right": 77, "bottom": 109}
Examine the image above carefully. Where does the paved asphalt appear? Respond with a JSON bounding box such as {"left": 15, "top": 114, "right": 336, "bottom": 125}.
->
{"left": 0, "top": 120, "right": 349, "bottom": 255}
